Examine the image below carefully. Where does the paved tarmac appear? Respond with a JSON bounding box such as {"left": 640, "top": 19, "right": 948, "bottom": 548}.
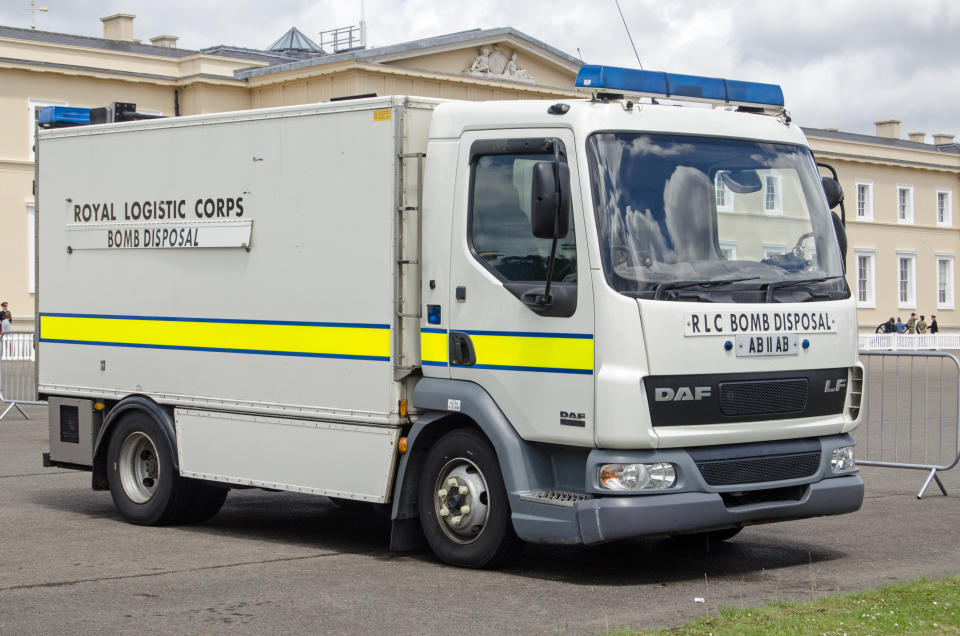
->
{"left": 1, "top": 402, "right": 959, "bottom": 635}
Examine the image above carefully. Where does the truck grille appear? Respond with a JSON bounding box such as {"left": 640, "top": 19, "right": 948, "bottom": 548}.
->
{"left": 696, "top": 451, "right": 821, "bottom": 486}
{"left": 719, "top": 378, "right": 808, "bottom": 416}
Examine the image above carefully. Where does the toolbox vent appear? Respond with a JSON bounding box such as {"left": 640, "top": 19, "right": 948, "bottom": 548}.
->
{"left": 59, "top": 405, "right": 80, "bottom": 444}
{"left": 719, "top": 378, "right": 807, "bottom": 416}
{"left": 697, "top": 451, "right": 821, "bottom": 486}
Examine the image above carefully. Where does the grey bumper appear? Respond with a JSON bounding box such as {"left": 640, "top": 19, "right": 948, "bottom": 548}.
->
{"left": 575, "top": 474, "right": 863, "bottom": 545}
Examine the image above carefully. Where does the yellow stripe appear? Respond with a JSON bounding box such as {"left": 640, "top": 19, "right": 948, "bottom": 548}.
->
{"left": 471, "top": 334, "right": 593, "bottom": 371}
{"left": 41, "top": 315, "right": 390, "bottom": 358}
{"left": 420, "top": 331, "right": 448, "bottom": 364}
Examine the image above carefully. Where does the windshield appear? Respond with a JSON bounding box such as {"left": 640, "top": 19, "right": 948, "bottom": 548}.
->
{"left": 586, "top": 132, "right": 846, "bottom": 301}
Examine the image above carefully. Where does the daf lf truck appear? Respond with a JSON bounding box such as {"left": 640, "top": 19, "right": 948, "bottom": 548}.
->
{"left": 38, "top": 65, "right": 863, "bottom": 568}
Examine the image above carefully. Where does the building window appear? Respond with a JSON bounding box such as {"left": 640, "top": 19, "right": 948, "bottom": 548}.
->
{"left": 855, "top": 249, "right": 876, "bottom": 307}
{"left": 714, "top": 173, "right": 734, "bottom": 211}
{"left": 763, "top": 174, "right": 782, "bottom": 214}
{"left": 897, "top": 185, "right": 914, "bottom": 223}
{"left": 27, "top": 202, "right": 36, "bottom": 293}
{"left": 897, "top": 252, "right": 917, "bottom": 308}
{"left": 937, "top": 254, "right": 954, "bottom": 309}
{"left": 762, "top": 244, "right": 786, "bottom": 259}
{"left": 719, "top": 240, "right": 737, "bottom": 259}
{"left": 28, "top": 99, "right": 67, "bottom": 161}
{"left": 855, "top": 181, "right": 873, "bottom": 220}
{"left": 937, "top": 190, "right": 953, "bottom": 227}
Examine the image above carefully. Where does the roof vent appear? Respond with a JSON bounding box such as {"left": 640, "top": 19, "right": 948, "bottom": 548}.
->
{"left": 908, "top": 132, "right": 926, "bottom": 143}
{"left": 933, "top": 133, "right": 956, "bottom": 145}
{"left": 874, "top": 119, "right": 901, "bottom": 139}
{"left": 150, "top": 35, "right": 178, "bottom": 49}
{"left": 101, "top": 13, "right": 135, "bottom": 42}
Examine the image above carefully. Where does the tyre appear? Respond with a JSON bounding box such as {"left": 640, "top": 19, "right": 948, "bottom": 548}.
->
{"left": 106, "top": 412, "right": 193, "bottom": 525}
{"left": 183, "top": 482, "right": 229, "bottom": 524}
{"left": 418, "top": 428, "right": 522, "bottom": 568}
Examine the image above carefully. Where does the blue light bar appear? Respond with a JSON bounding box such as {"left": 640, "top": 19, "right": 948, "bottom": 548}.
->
{"left": 575, "top": 65, "right": 784, "bottom": 108}
{"left": 37, "top": 106, "right": 91, "bottom": 127}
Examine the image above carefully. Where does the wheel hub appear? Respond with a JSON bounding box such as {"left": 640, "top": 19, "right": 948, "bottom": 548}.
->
{"left": 434, "top": 459, "right": 489, "bottom": 544}
{"left": 118, "top": 432, "right": 160, "bottom": 504}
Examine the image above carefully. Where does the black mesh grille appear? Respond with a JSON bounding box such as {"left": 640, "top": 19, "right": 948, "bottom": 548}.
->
{"left": 59, "top": 405, "right": 80, "bottom": 444}
{"left": 719, "top": 378, "right": 808, "bottom": 416}
{"left": 697, "top": 451, "right": 821, "bottom": 486}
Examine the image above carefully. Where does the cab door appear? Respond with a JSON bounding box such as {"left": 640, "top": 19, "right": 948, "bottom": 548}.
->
{"left": 447, "top": 130, "right": 594, "bottom": 446}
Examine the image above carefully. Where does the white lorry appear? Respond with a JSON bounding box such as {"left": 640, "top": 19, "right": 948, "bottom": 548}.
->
{"left": 38, "top": 65, "right": 863, "bottom": 568}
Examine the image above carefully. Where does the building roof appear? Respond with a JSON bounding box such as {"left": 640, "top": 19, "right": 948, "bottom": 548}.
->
{"left": 0, "top": 23, "right": 206, "bottom": 58}
{"left": 804, "top": 126, "right": 960, "bottom": 155}
{"left": 236, "top": 26, "right": 583, "bottom": 79}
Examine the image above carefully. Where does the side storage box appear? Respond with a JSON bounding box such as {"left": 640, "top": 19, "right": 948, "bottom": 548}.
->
{"left": 47, "top": 397, "right": 101, "bottom": 466}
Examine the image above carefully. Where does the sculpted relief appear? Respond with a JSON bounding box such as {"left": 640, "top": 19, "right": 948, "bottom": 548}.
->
{"left": 465, "top": 44, "right": 533, "bottom": 83}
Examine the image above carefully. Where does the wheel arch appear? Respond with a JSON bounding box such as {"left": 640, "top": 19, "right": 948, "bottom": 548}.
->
{"left": 92, "top": 394, "right": 178, "bottom": 491}
{"left": 389, "top": 378, "right": 550, "bottom": 550}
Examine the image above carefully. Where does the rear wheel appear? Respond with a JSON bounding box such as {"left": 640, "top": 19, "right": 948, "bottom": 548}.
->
{"left": 106, "top": 412, "right": 193, "bottom": 525}
{"left": 418, "top": 428, "right": 521, "bottom": 568}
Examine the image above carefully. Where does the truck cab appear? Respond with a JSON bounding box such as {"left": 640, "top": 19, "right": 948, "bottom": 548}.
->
{"left": 404, "top": 67, "right": 862, "bottom": 565}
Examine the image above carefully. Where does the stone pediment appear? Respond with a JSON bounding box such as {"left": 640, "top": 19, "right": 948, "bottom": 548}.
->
{"left": 464, "top": 43, "right": 534, "bottom": 83}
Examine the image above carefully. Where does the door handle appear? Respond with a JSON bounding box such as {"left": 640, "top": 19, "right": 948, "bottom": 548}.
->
{"left": 448, "top": 331, "right": 476, "bottom": 366}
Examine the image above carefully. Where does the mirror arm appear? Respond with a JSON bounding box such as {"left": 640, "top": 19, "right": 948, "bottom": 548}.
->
{"left": 539, "top": 139, "right": 562, "bottom": 305}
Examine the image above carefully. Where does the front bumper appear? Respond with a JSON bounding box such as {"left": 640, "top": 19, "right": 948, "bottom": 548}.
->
{"left": 576, "top": 474, "right": 863, "bottom": 544}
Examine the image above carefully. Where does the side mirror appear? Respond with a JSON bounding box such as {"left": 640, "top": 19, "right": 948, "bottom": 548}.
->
{"left": 821, "top": 177, "right": 844, "bottom": 210}
{"left": 531, "top": 161, "right": 570, "bottom": 239}
{"left": 831, "top": 211, "right": 847, "bottom": 269}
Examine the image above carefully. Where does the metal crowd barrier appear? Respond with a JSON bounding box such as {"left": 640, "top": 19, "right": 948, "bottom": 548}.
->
{"left": 857, "top": 351, "right": 960, "bottom": 498}
{"left": 0, "top": 331, "right": 44, "bottom": 420}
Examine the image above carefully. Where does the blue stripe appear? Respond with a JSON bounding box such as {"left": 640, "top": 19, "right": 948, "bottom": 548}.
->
{"left": 460, "top": 329, "right": 593, "bottom": 339}
{"left": 420, "top": 327, "right": 448, "bottom": 334}
{"left": 421, "top": 360, "right": 449, "bottom": 367}
{"left": 470, "top": 363, "right": 593, "bottom": 375}
{"left": 39, "top": 312, "right": 390, "bottom": 330}
{"left": 38, "top": 338, "right": 390, "bottom": 362}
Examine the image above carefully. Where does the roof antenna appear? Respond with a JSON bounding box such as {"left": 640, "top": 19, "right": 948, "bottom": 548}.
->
{"left": 614, "top": 0, "right": 643, "bottom": 70}
{"left": 25, "top": 0, "right": 48, "bottom": 30}
{"left": 576, "top": 47, "right": 584, "bottom": 64}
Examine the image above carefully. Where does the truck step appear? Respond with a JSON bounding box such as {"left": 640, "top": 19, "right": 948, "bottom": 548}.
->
{"left": 518, "top": 490, "right": 592, "bottom": 507}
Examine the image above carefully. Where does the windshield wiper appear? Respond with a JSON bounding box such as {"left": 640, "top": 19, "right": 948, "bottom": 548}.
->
{"left": 764, "top": 275, "right": 843, "bottom": 303}
{"left": 653, "top": 277, "right": 760, "bottom": 300}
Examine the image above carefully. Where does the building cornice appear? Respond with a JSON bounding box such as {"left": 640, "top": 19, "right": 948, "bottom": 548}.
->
{"left": 246, "top": 59, "right": 584, "bottom": 97}
{"left": 811, "top": 149, "right": 960, "bottom": 173}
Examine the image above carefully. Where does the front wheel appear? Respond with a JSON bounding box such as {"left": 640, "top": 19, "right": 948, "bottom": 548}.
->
{"left": 418, "top": 428, "right": 521, "bottom": 568}
{"left": 106, "top": 412, "right": 193, "bottom": 525}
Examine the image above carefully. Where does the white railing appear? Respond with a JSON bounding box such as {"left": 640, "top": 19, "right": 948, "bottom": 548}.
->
{"left": 1, "top": 331, "right": 36, "bottom": 361}
{"left": 859, "top": 333, "right": 960, "bottom": 351}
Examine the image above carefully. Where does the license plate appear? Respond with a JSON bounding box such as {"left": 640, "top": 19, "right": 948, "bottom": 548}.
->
{"left": 735, "top": 334, "right": 799, "bottom": 357}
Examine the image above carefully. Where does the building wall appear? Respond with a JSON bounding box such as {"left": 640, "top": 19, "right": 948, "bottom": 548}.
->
{"left": 808, "top": 139, "right": 960, "bottom": 332}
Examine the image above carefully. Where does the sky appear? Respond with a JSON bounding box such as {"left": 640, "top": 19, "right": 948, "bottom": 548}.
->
{"left": 3, "top": 0, "right": 958, "bottom": 139}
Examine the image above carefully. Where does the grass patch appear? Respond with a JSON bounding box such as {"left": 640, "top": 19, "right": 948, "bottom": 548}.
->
{"left": 609, "top": 575, "right": 960, "bottom": 635}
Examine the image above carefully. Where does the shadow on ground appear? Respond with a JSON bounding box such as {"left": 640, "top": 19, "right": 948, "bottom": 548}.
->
{"left": 31, "top": 483, "right": 846, "bottom": 586}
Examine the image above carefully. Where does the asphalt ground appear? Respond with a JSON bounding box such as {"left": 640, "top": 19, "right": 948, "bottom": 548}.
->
{"left": 1, "top": 396, "right": 959, "bottom": 635}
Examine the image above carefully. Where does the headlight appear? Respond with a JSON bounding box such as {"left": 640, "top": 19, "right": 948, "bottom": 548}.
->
{"left": 599, "top": 463, "right": 677, "bottom": 490}
{"left": 831, "top": 446, "right": 855, "bottom": 473}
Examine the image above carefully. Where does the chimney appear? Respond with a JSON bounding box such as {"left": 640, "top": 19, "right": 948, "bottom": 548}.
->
{"left": 874, "top": 119, "right": 901, "bottom": 139}
{"left": 908, "top": 132, "right": 926, "bottom": 143}
{"left": 150, "top": 35, "right": 178, "bottom": 48}
{"left": 101, "top": 13, "right": 135, "bottom": 42}
{"left": 933, "top": 133, "right": 956, "bottom": 145}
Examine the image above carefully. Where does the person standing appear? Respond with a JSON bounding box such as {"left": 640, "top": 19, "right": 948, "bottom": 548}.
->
{"left": 917, "top": 315, "right": 928, "bottom": 334}
{"left": 930, "top": 315, "right": 939, "bottom": 334}
{"left": 1, "top": 311, "right": 11, "bottom": 335}
{"left": 895, "top": 317, "right": 905, "bottom": 333}
{"left": 906, "top": 313, "right": 918, "bottom": 334}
